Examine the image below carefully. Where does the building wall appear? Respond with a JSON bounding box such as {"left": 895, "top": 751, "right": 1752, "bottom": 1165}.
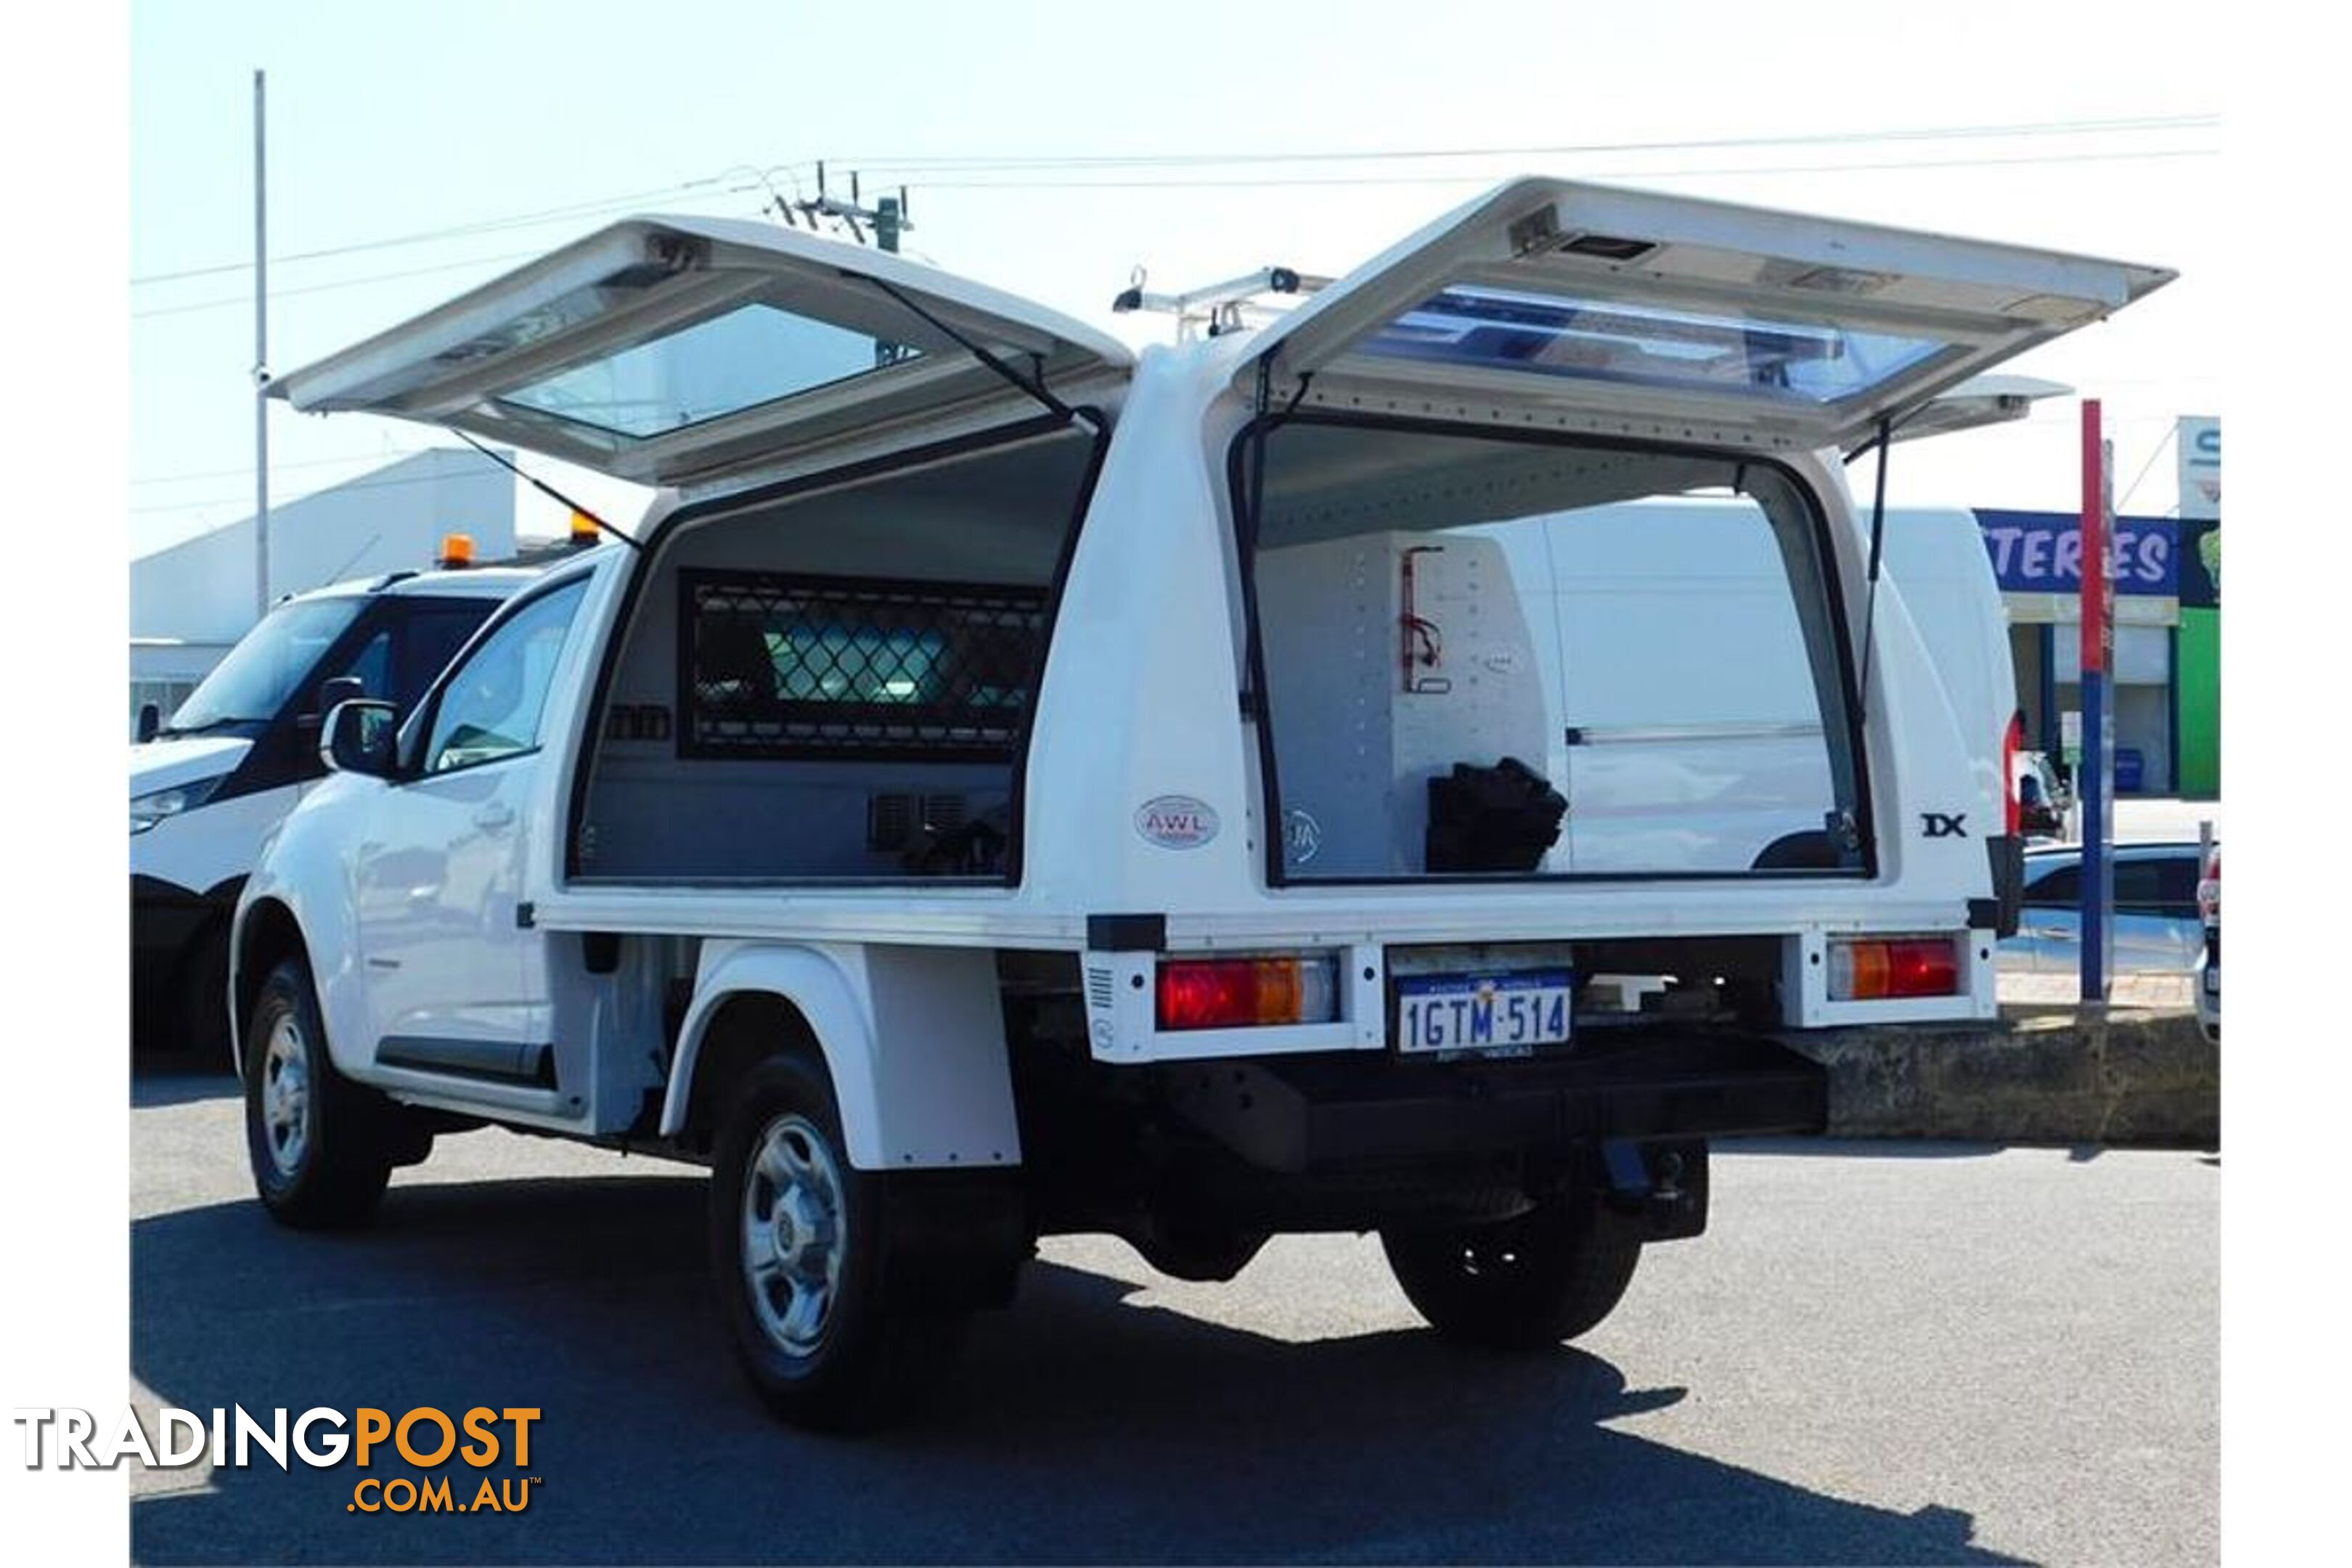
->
{"left": 1976, "top": 507, "right": 2186, "bottom": 799}
{"left": 129, "top": 640, "right": 234, "bottom": 735}
{"left": 130, "top": 447, "right": 515, "bottom": 644}
{"left": 128, "top": 449, "right": 517, "bottom": 732}
{"left": 2176, "top": 608, "right": 2221, "bottom": 799}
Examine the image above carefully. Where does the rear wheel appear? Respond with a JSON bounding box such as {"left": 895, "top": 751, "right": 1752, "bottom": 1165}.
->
{"left": 1380, "top": 1193, "right": 1642, "bottom": 1350}
{"left": 244, "top": 957, "right": 407, "bottom": 1230}
{"left": 709, "top": 1053, "right": 966, "bottom": 1432}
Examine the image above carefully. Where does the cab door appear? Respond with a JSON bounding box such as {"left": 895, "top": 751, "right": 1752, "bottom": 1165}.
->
{"left": 353, "top": 578, "right": 590, "bottom": 1086}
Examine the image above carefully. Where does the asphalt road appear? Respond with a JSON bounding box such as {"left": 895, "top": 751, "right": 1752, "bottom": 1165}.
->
{"left": 130, "top": 1057, "right": 2216, "bottom": 1565}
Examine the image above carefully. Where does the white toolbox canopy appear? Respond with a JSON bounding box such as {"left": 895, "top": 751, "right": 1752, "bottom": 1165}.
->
{"left": 1237, "top": 178, "right": 2172, "bottom": 452}
{"left": 271, "top": 217, "right": 1134, "bottom": 491}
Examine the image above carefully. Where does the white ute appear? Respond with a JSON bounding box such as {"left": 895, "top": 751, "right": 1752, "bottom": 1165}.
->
{"left": 234, "top": 178, "right": 2171, "bottom": 1429}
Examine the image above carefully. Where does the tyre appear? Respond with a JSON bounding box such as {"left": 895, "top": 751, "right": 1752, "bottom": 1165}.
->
{"left": 1379, "top": 1193, "right": 1642, "bottom": 1350}
{"left": 243, "top": 956, "right": 398, "bottom": 1230}
{"left": 709, "top": 1053, "right": 966, "bottom": 1432}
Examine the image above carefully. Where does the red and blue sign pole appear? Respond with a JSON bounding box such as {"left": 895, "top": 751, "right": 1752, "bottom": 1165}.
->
{"left": 2080, "top": 400, "right": 2116, "bottom": 1003}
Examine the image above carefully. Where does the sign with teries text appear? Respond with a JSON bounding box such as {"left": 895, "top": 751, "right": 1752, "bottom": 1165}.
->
{"left": 1973, "top": 509, "right": 2177, "bottom": 598}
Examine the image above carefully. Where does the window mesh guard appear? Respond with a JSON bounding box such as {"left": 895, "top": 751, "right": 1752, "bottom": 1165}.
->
{"left": 680, "top": 570, "right": 1048, "bottom": 760}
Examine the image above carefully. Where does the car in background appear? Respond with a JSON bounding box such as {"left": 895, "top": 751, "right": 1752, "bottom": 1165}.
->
{"left": 2195, "top": 843, "right": 2219, "bottom": 1041}
{"left": 132, "top": 565, "right": 538, "bottom": 1057}
{"left": 1997, "top": 840, "right": 2208, "bottom": 976}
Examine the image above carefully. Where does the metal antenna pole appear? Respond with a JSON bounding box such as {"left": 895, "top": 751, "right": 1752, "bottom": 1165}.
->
{"left": 252, "top": 68, "right": 270, "bottom": 618}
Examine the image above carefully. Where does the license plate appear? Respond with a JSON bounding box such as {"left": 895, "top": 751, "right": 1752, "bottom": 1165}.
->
{"left": 1397, "top": 971, "right": 1572, "bottom": 1055}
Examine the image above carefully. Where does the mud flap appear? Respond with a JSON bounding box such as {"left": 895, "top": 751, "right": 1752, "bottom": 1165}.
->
{"left": 1985, "top": 833, "right": 2025, "bottom": 939}
{"left": 878, "top": 1172, "right": 1032, "bottom": 1312}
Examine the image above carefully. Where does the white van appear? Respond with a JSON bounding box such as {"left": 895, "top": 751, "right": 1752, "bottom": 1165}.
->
{"left": 232, "top": 177, "right": 2169, "bottom": 1428}
{"left": 1339, "top": 499, "right": 2015, "bottom": 878}
{"left": 131, "top": 568, "right": 533, "bottom": 1053}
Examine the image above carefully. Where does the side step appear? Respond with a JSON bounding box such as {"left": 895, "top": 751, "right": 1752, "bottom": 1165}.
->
{"left": 378, "top": 1035, "right": 558, "bottom": 1087}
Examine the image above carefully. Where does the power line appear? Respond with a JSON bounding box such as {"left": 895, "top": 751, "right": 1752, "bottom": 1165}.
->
{"left": 131, "top": 143, "right": 2214, "bottom": 325}
{"left": 132, "top": 245, "right": 551, "bottom": 321}
{"left": 128, "top": 453, "right": 548, "bottom": 515}
{"left": 134, "top": 445, "right": 440, "bottom": 488}
{"left": 132, "top": 183, "right": 783, "bottom": 322}
{"left": 904, "top": 144, "right": 2218, "bottom": 192}
{"left": 831, "top": 113, "right": 2218, "bottom": 175}
{"left": 129, "top": 115, "right": 2207, "bottom": 288}
{"left": 2118, "top": 426, "right": 2181, "bottom": 511}
{"left": 129, "top": 166, "right": 817, "bottom": 287}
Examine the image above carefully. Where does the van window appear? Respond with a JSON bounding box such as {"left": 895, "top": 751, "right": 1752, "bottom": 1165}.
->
{"left": 395, "top": 602, "right": 500, "bottom": 707}
{"left": 335, "top": 629, "right": 393, "bottom": 704}
{"left": 330, "top": 600, "right": 497, "bottom": 711}
{"left": 1244, "top": 421, "right": 1861, "bottom": 881}
{"left": 166, "top": 596, "right": 366, "bottom": 733}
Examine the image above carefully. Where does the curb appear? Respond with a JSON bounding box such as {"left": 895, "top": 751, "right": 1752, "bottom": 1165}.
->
{"left": 1787, "top": 1005, "right": 2218, "bottom": 1146}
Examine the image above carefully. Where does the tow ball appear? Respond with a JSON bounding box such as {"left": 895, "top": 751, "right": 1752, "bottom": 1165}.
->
{"left": 1601, "top": 1138, "right": 1710, "bottom": 1241}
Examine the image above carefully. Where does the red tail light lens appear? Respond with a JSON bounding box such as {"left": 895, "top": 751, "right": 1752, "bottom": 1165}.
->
{"left": 1829, "top": 936, "right": 1961, "bottom": 1000}
{"left": 2003, "top": 710, "right": 2025, "bottom": 837}
{"left": 1156, "top": 955, "right": 1338, "bottom": 1031}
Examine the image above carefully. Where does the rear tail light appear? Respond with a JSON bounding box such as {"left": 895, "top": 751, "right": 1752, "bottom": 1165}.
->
{"left": 2197, "top": 847, "right": 2220, "bottom": 926}
{"left": 2003, "top": 710, "right": 2025, "bottom": 837}
{"left": 1827, "top": 936, "right": 1961, "bottom": 1001}
{"left": 1156, "top": 954, "right": 1339, "bottom": 1031}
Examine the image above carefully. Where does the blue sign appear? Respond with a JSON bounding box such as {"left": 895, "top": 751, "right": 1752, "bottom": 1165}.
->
{"left": 1975, "top": 509, "right": 2179, "bottom": 597}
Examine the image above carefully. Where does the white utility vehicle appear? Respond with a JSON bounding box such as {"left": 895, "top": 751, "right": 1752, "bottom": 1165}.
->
{"left": 234, "top": 178, "right": 2169, "bottom": 1429}
{"left": 131, "top": 566, "right": 532, "bottom": 1054}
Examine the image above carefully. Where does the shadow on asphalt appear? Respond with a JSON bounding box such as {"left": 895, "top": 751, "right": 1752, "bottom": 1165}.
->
{"left": 132, "top": 1058, "right": 242, "bottom": 1110}
{"left": 131, "top": 1173, "right": 2020, "bottom": 1565}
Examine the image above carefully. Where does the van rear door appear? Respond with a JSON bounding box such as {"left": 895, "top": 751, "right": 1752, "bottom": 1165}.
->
{"left": 1241, "top": 179, "right": 2170, "bottom": 450}
{"left": 272, "top": 219, "right": 1132, "bottom": 494}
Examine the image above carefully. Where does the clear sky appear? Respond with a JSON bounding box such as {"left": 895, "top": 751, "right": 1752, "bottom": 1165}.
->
{"left": 130, "top": 0, "right": 2222, "bottom": 557}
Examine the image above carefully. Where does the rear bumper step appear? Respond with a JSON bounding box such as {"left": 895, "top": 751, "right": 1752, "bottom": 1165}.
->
{"left": 1157, "top": 1032, "right": 1826, "bottom": 1174}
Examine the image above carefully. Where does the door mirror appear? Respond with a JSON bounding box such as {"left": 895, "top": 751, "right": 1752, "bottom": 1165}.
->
{"left": 136, "top": 703, "right": 161, "bottom": 743}
{"left": 321, "top": 699, "right": 400, "bottom": 777}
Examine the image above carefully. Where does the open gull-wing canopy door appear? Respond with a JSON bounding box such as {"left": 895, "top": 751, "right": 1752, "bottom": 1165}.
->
{"left": 1881, "top": 374, "right": 2071, "bottom": 449}
{"left": 1246, "top": 179, "right": 2171, "bottom": 453}
{"left": 272, "top": 217, "right": 1133, "bottom": 491}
